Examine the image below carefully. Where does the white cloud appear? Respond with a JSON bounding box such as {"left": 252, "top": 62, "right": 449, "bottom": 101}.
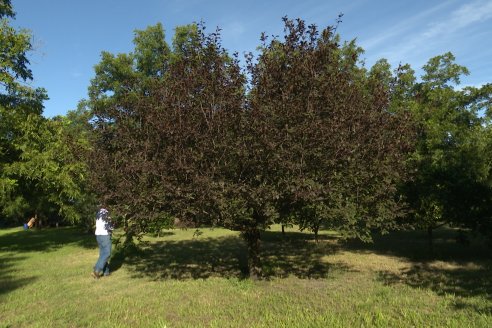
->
{"left": 361, "top": 1, "right": 453, "bottom": 51}
{"left": 422, "top": 0, "right": 492, "bottom": 38}
{"left": 367, "top": 0, "right": 492, "bottom": 65}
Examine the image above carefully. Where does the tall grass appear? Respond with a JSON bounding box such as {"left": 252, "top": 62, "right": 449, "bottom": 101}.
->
{"left": 1, "top": 225, "right": 491, "bottom": 327}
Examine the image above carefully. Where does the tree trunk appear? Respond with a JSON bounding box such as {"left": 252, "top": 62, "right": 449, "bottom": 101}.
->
{"left": 123, "top": 216, "right": 135, "bottom": 249}
{"left": 281, "top": 224, "right": 285, "bottom": 235}
{"left": 242, "top": 228, "right": 262, "bottom": 280}
{"left": 123, "top": 231, "right": 134, "bottom": 247}
{"left": 314, "top": 225, "right": 319, "bottom": 243}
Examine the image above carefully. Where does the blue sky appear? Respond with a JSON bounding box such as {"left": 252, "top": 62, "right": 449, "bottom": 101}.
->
{"left": 10, "top": 0, "right": 492, "bottom": 118}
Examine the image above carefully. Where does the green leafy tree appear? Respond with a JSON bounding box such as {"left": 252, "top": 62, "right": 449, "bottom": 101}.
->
{"left": 1, "top": 0, "right": 47, "bottom": 222}
{"left": 4, "top": 114, "right": 91, "bottom": 225}
{"left": 401, "top": 52, "right": 492, "bottom": 245}
{"left": 53, "top": 104, "right": 96, "bottom": 228}
{"left": 1, "top": 1, "right": 91, "bottom": 225}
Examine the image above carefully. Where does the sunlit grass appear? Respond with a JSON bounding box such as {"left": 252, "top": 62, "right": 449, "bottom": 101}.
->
{"left": 1, "top": 225, "right": 491, "bottom": 327}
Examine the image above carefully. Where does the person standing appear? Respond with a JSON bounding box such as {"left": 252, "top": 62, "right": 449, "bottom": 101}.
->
{"left": 92, "top": 206, "right": 113, "bottom": 279}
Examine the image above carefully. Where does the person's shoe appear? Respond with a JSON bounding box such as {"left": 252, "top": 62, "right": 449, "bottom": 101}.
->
{"left": 91, "top": 271, "right": 100, "bottom": 279}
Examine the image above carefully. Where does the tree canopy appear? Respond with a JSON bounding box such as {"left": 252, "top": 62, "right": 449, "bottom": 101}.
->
{"left": 88, "top": 18, "right": 416, "bottom": 277}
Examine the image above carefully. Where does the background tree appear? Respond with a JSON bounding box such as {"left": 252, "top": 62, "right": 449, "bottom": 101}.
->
{"left": 400, "top": 52, "right": 492, "bottom": 246}
{"left": 53, "top": 104, "right": 96, "bottom": 229}
{"left": 1, "top": 0, "right": 91, "bottom": 226}
{"left": 1, "top": 0, "right": 47, "bottom": 223}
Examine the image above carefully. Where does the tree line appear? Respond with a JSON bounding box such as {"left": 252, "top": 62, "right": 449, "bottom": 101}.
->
{"left": 1, "top": 0, "right": 491, "bottom": 277}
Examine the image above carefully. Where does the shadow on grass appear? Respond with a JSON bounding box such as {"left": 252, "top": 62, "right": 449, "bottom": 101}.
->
{"left": 261, "top": 230, "right": 347, "bottom": 278}
{"left": 344, "top": 228, "right": 490, "bottom": 262}
{"left": 0, "top": 227, "right": 96, "bottom": 296}
{"left": 0, "top": 227, "right": 96, "bottom": 254}
{"left": 124, "top": 230, "right": 346, "bottom": 280}
{"left": 344, "top": 228, "right": 492, "bottom": 313}
{"left": 378, "top": 262, "right": 492, "bottom": 314}
{"left": 3, "top": 225, "right": 490, "bottom": 314}
{"left": 0, "top": 254, "right": 38, "bottom": 296}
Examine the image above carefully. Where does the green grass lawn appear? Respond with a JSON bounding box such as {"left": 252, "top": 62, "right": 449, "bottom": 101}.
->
{"left": 1, "top": 225, "right": 491, "bottom": 327}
